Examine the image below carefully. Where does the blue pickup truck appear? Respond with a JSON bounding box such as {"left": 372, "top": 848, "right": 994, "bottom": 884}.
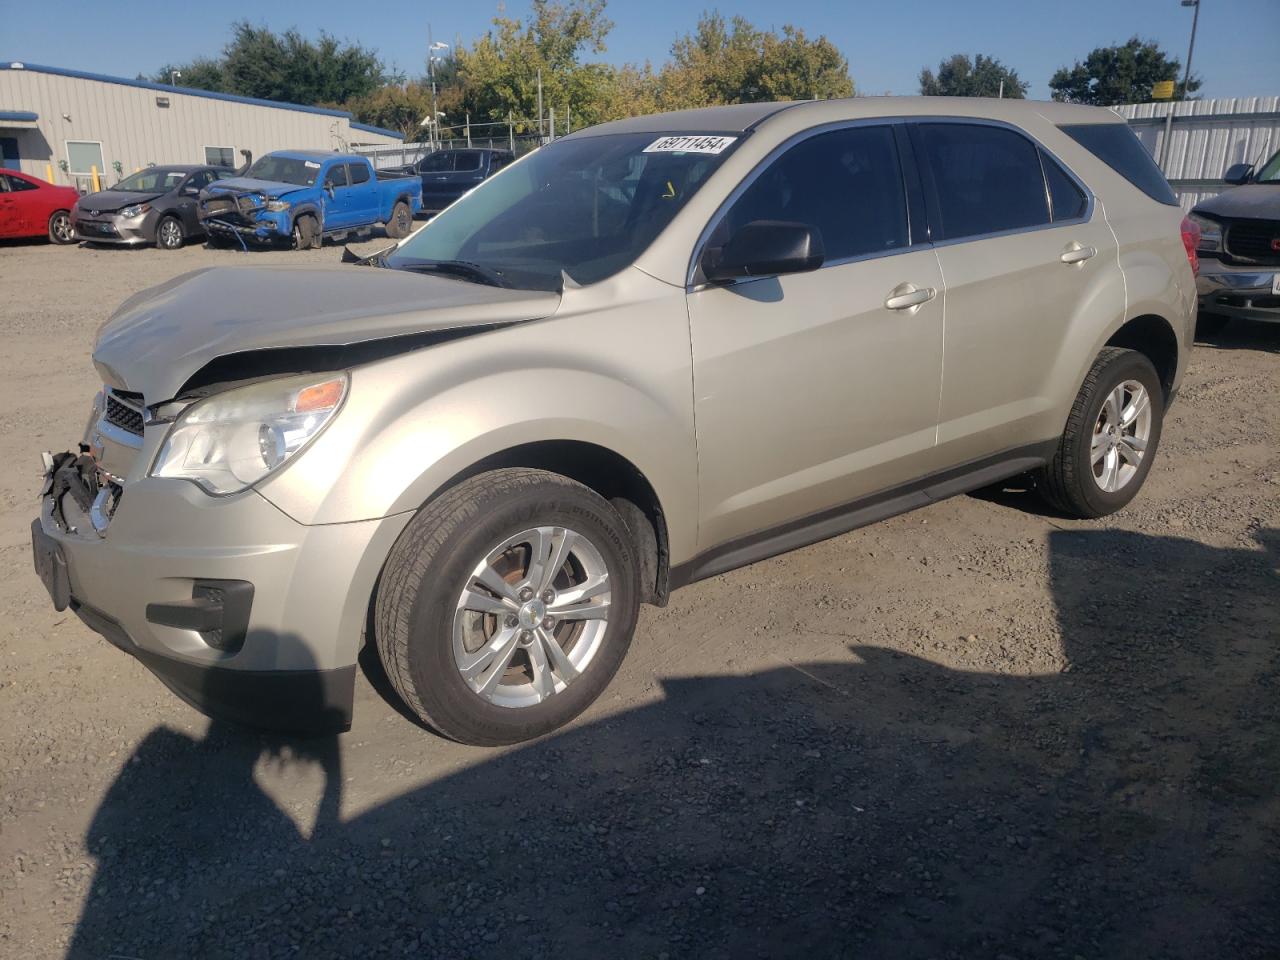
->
{"left": 198, "top": 150, "right": 422, "bottom": 249}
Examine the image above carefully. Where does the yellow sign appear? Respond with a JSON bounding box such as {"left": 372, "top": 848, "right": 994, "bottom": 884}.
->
{"left": 1152, "top": 80, "right": 1176, "bottom": 100}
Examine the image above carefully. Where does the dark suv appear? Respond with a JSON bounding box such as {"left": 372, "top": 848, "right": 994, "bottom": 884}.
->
{"left": 397, "top": 148, "right": 514, "bottom": 213}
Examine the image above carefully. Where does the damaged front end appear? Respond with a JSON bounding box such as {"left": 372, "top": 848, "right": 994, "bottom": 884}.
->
{"left": 198, "top": 190, "right": 291, "bottom": 244}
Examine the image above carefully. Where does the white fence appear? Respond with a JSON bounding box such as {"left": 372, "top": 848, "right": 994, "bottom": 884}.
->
{"left": 1114, "top": 96, "right": 1280, "bottom": 210}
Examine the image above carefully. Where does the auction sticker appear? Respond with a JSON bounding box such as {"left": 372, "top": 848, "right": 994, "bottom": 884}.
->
{"left": 643, "top": 135, "right": 737, "bottom": 155}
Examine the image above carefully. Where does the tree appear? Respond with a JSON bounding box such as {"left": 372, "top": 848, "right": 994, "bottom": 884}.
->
{"left": 1049, "top": 37, "right": 1201, "bottom": 105}
{"left": 154, "top": 21, "right": 388, "bottom": 106}
{"left": 658, "top": 13, "right": 853, "bottom": 108}
{"left": 919, "top": 54, "right": 1027, "bottom": 98}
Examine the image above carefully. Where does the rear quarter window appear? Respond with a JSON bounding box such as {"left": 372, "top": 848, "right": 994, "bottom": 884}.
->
{"left": 1060, "top": 123, "right": 1178, "bottom": 206}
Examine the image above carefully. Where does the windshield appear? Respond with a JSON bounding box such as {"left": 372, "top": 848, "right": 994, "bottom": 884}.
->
{"left": 246, "top": 155, "right": 321, "bottom": 186}
{"left": 113, "top": 169, "right": 187, "bottom": 193}
{"left": 387, "top": 132, "right": 740, "bottom": 291}
{"left": 1256, "top": 150, "right": 1280, "bottom": 184}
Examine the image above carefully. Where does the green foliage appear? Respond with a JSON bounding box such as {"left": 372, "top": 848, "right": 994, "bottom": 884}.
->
{"left": 658, "top": 13, "right": 853, "bottom": 107}
{"left": 1049, "top": 37, "right": 1201, "bottom": 105}
{"left": 919, "top": 54, "right": 1027, "bottom": 99}
{"left": 155, "top": 21, "right": 388, "bottom": 106}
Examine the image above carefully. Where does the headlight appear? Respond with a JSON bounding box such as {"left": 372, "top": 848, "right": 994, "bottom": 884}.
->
{"left": 151, "top": 373, "right": 348, "bottom": 495}
{"left": 119, "top": 203, "right": 151, "bottom": 219}
{"left": 266, "top": 199, "right": 291, "bottom": 212}
{"left": 1188, "top": 213, "right": 1222, "bottom": 252}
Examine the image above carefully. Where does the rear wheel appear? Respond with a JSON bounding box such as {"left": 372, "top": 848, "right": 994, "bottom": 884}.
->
{"left": 1037, "top": 347, "right": 1164, "bottom": 518}
{"left": 375, "top": 468, "right": 640, "bottom": 746}
{"left": 155, "top": 215, "right": 184, "bottom": 250}
{"left": 47, "top": 210, "right": 74, "bottom": 244}
{"left": 385, "top": 201, "right": 412, "bottom": 239}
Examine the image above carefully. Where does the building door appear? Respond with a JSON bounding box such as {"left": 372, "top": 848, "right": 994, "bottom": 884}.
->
{"left": 0, "top": 137, "right": 19, "bottom": 171}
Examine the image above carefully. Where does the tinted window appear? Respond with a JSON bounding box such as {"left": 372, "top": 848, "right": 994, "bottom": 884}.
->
{"left": 1041, "top": 150, "right": 1088, "bottom": 221}
{"left": 914, "top": 123, "right": 1050, "bottom": 240}
{"left": 490, "top": 153, "right": 512, "bottom": 172}
{"left": 720, "top": 125, "right": 909, "bottom": 262}
{"left": 453, "top": 152, "right": 482, "bottom": 172}
{"left": 4, "top": 174, "right": 37, "bottom": 192}
{"left": 1060, "top": 123, "right": 1177, "bottom": 205}
{"left": 418, "top": 152, "right": 452, "bottom": 173}
{"left": 184, "top": 170, "right": 214, "bottom": 191}
{"left": 325, "top": 164, "right": 350, "bottom": 189}
{"left": 348, "top": 162, "right": 370, "bottom": 184}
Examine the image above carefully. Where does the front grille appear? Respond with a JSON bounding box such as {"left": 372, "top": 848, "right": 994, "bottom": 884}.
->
{"left": 1225, "top": 219, "right": 1280, "bottom": 265}
{"left": 104, "top": 391, "right": 144, "bottom": 436}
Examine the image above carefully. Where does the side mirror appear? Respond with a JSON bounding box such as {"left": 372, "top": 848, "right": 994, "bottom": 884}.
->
{"left": 702, "top": 220, "right": 825, "bottom": 283}
{"left": 324, "top": 183, "right": 336, "bottom": 198}
{"left": 1223, "top": 163, "right": 1253, "bottom": 186}
{"left": 181, "top": 186, "right": 199, "bottom": 196}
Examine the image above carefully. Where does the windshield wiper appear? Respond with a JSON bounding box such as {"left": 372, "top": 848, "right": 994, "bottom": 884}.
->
{"left": 392, "top": 258, "right": 510, "bottom": 288}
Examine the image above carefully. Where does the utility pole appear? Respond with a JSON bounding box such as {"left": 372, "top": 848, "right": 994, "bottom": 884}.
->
{"left": 536, "top": 69, "right": 544, "bottom": 142}
{"left": 427, "top": 30, "right": 450, "bottom": 151}
{"left": 1160, "top": 0, "right": 1201, "bottom": 169}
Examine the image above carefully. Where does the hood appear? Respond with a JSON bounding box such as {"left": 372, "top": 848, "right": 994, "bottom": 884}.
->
{"left": 76, "top": 189, "right": 163, "bottom": 213}
{"left": 1193, "top": 183, "right": 1280, "bottom": 220}
{"left": 204, "top": 177, "right": 308, "bottom": 199}
{"left": 93, "top": 265, "right": 560, "bottom": 402}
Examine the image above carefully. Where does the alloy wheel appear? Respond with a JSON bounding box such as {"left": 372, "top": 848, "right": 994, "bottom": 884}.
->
{"left": 158, "top": 218, "right": 182, "bottom": 249}
{"left": 453, "top": 526, "right": 611, "bottom": 709}
{"left": 49, "top": 212, "right": 73, "bottom": 243}
{"left": 1091, "top": 379, "right": 1151, "bottom": 493}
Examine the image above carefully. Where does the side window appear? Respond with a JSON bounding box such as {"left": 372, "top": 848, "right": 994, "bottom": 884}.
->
{"left": 0, "top": 175, "right": 10, "bottom": 192}
{"left": 453, "top": 152, "right": 482, "bottom": 172}
{"left": 1059, "top": 123, "right": 1178, "bottom": 205}
{"left": 324, "top": 164, "right": 350, "bottom": 189}
{"left": 184, "top": 170, "right": 213, "bottom": 191}
{"left": 419, "top": 152, "right": 452, "bottom": 173}
{"left": 6, "top": 174, "right": 37, "bottom": 192}
{"left": 914, "top": 123, "right": 1050, "bottom": 240}
{"left": 1041, "top": 150, "right": 1088, "bottom": 221}
{"left": 719, "top": 125, "right": 909, "bottom": 262}
{"left": 348, "top": 162, "right": 370, "bottom": 185}
{"left": 489, "top": 153, "right": 511, "bottom": 173}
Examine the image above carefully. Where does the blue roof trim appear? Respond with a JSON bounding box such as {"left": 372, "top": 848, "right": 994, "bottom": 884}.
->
{"left": 0, "top": 110, "right": 38, "bottom": 121}
{"left": 350, "top": 121, "right": 403, "bottom": 140}
{"left": 1, "top": 61, "right": 351, "bottom": 119}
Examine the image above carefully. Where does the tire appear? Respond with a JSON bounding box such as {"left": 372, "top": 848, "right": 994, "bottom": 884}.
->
{"left": 375, "top": 468, "right": 640, "bottom": 746}
{"left": 1037, "top": 347, "right": 1164, "bottom": 519}
{"left": 385, "top": 201, "right": 412, "bottom": 240}
{"left": 292, "top": 214, "right": 319, "bottom": 250}
{"left": 1196, "top": 312, "right": 1229, "bottom": 338}
{"left": 47, "top": 210, "right": 75, "bottom": 244}
{"left": 155, "top": 215, "right": 185, "bottom": 250}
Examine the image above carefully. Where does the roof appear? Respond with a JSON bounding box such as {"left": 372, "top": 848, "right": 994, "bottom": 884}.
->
{"left": 269, "top": 149, "right": 342, "bottom": 160}
{"left": 564, "top": 96, "right": 1123, "bottom": 140}
{"left": 0, "top": 61, "right": 402, "bottom": 139}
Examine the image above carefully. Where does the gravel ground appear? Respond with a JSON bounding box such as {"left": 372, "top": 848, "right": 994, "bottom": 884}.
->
{"left": 0, "top": 238, "right": 1277, "bottom": 959}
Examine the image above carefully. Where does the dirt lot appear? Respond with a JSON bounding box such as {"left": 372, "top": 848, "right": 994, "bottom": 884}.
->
{"left": 0, "top": 238, "right": 1277, "bottom": 959}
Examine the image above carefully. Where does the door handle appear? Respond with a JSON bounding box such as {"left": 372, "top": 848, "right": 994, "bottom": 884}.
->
{"left": 1060, "top": 242, "right": 1097, "bottom": 265}
{"left": 884, "top": 283, "right": 937, "bottom": 312}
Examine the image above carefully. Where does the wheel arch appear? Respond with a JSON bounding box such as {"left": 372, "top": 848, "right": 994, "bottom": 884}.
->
{"left": 1104, "top": 313, "right": 1180, "bottom": 400}
{"left": 426, "top": 440, "right": 672, "bottom": 607}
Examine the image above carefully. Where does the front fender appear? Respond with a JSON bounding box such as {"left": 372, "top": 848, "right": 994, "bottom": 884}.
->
{"left": 256, "top": 282, "right": 699, "bottom": 563}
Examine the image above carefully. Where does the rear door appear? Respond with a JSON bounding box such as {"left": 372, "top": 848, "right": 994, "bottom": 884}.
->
{"left": 344, "top": 161, "right": 377, "bottom": 224}
{"left": 0, "top": 174, "right": 16, "bottom": 237}
{"left": 909, "top": 120, "right": 1121, "bottom": 464}
{"left": 687, "top": 122, "right": 947, "bottom": 550}
{"left": 4, "top": 172, "right": 44, "bottom": 235}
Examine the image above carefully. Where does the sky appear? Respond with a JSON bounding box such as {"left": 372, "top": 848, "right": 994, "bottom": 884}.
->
{"left": 3, "top": 0, "right": 1278, "bottom": 102}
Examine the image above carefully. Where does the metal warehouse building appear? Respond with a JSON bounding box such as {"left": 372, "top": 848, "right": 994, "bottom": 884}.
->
{"left": 0, "top": 61, "right": 402, "bottom": 191}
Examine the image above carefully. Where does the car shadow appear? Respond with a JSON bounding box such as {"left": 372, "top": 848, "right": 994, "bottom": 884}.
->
{"left": 66, "top": 528, "right": 1279, "bottom": 959}
{"left": 1194, "top": 316, "right": 1280, "bottom": 354}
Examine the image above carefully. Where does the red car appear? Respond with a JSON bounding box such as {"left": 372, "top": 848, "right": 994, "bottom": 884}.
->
{"left": 0, "top": 169, "right": 79, "bottom": 243}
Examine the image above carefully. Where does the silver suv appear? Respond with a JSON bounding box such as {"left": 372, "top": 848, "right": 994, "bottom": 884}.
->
{"left": 33, "top": 99, "right": 1198, "bottom": 745}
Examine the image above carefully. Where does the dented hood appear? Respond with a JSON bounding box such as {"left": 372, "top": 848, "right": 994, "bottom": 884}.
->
{"left": 93, "top": 264, "right": 560, "bottom": 402}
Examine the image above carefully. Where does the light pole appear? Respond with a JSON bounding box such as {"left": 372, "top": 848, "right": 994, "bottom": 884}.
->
{"left": 1160, "top": 0, "right": 1201, "bottom": 169}
{"left": 427, "top": 34, "right": 450, "bottom": 150}
{"left": 170, "top": 70, "right": 181, "bottom": 87}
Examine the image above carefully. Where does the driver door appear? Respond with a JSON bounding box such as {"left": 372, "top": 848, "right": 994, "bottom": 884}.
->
{"left": 687, "top": 123, "right": 946, "bottom": 552}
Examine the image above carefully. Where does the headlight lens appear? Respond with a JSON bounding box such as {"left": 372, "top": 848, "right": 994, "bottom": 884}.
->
{"left": 266, "top": 199, "right": 291, "bottom": 212}
{"left": 1188, "top": 213, "right": 1222, "bottom": 252}
{"left": 119, "top": 203, "right": 151, "bottom": 219}
{"left": 151, "top": 373, "right": 348, "bottom": 495}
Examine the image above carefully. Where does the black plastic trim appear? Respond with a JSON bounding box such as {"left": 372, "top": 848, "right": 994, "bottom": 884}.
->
{"left": 669, "top": 442, "right": 1057, "bottom": 590}
{"left": 146, "top": 579, "right": 254, "bottom": 653}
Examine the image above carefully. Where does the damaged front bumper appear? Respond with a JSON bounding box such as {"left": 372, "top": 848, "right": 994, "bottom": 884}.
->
{"left": 199, "top": 194, "right": 292, "bottom": 243}
{"left": 32, "top": 395, "right": 409, "bottom": 733}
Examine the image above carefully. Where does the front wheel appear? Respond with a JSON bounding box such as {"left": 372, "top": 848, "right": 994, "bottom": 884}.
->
{"left": 1037, "top": 347, "right": 1164, "bottom": 518}
{"left": 155, "top": 215, "right": 185, "bottom": 250}
{"left": 48, "top": 210, "right": 75, "bottom": 244}
{"left": 292, "top": 215, "right": 319, "bottom": 250}
{"left": 375, "top": 468, "right": 640, "bottom": 746}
